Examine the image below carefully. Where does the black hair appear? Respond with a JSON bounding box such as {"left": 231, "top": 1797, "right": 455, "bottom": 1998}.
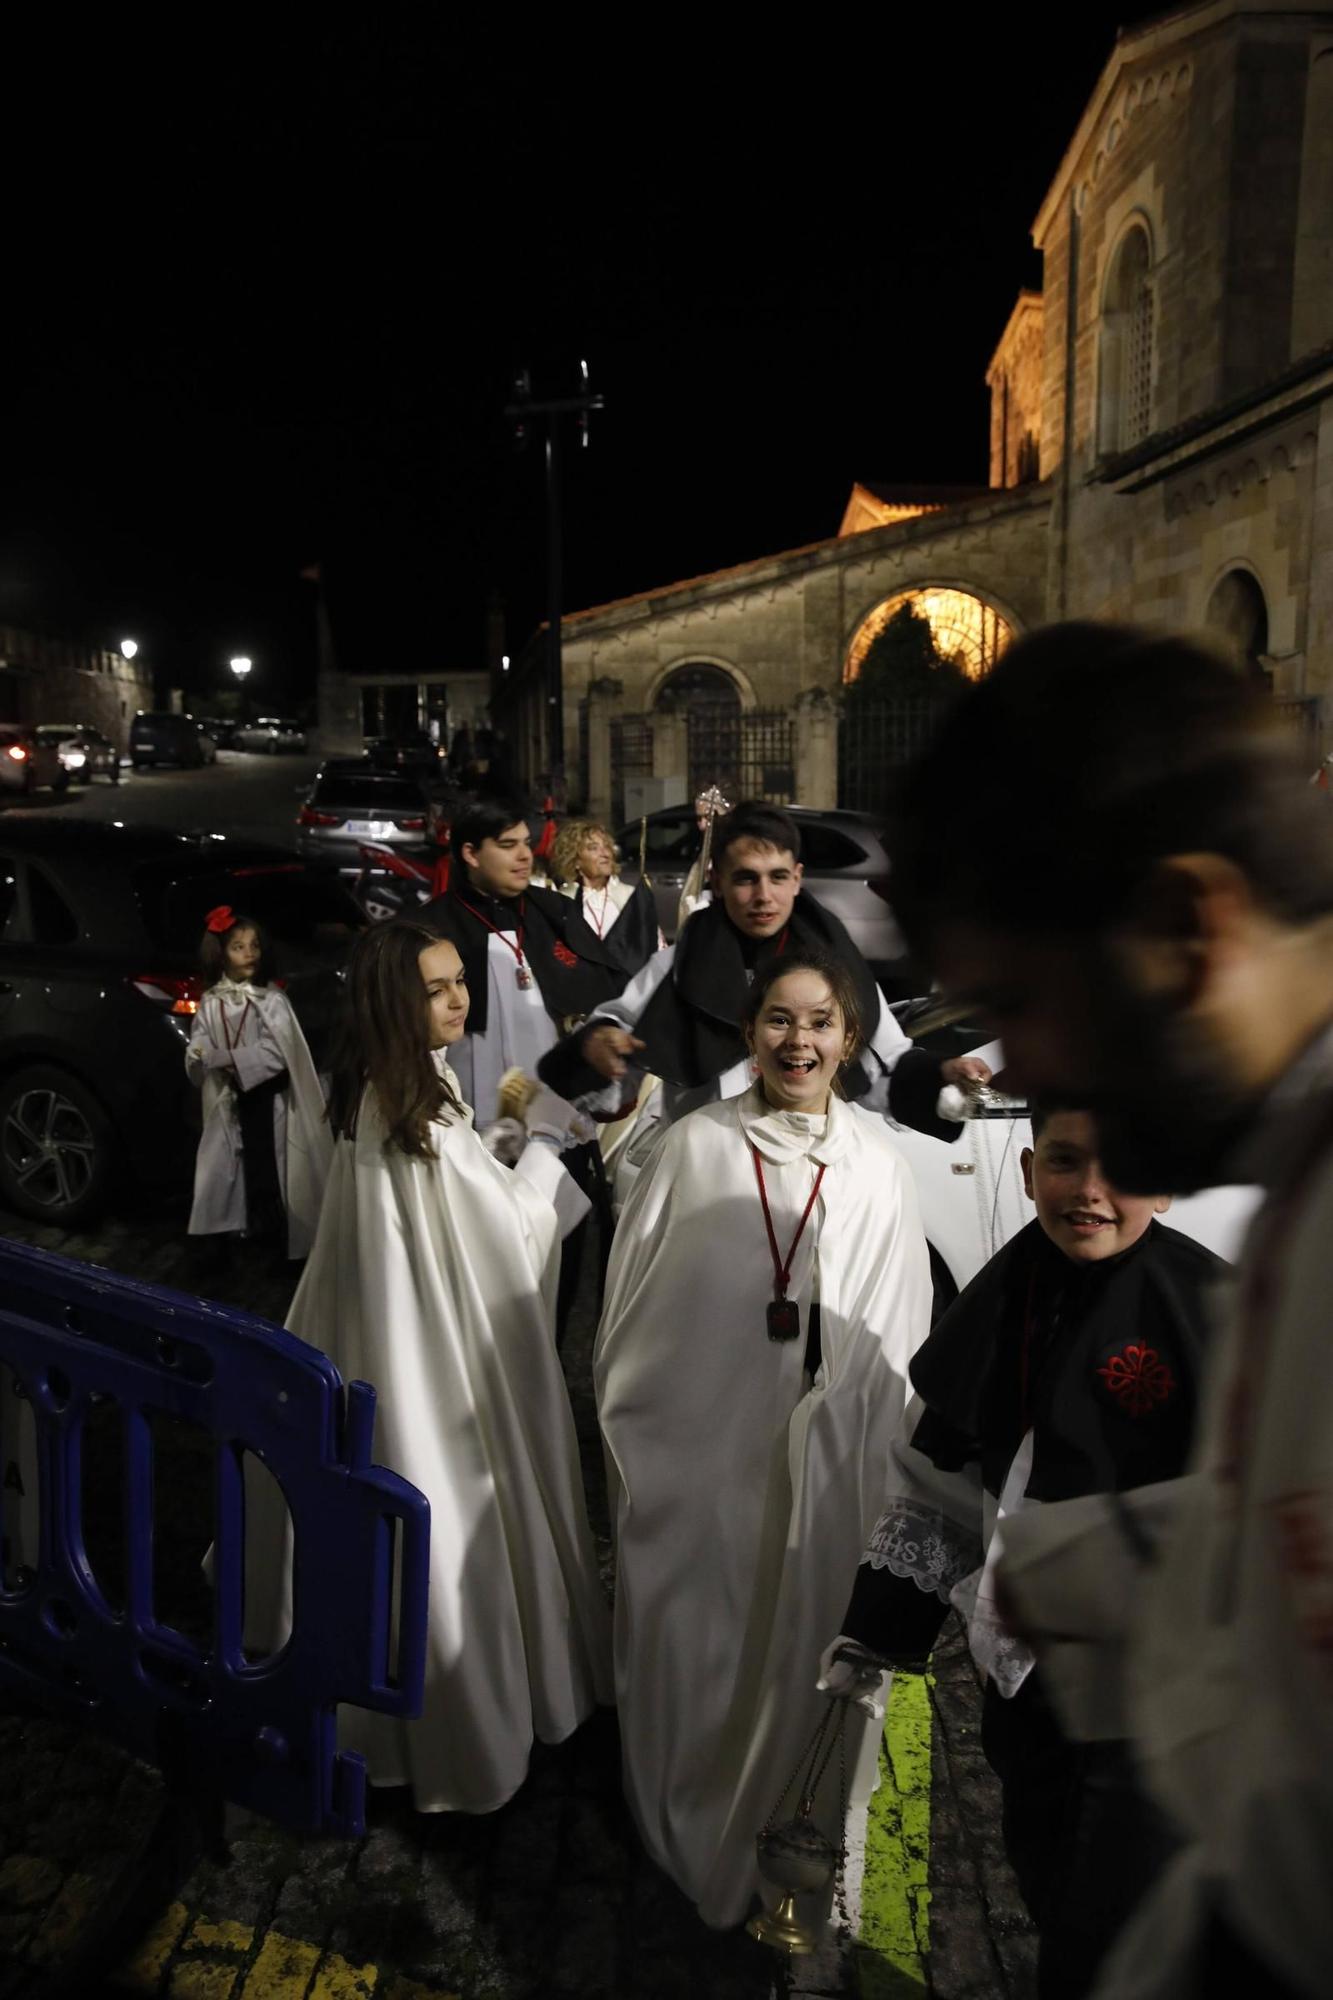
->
{"left": 712, "top": 801, "right": 802, "bottom": 870}
{"left": 198, "top": 912, "right": 274, "bottom": 989}
{"left": 889, "top": 621, "right": 1333, "bottom": 958}
{"left": 1027, "top": 1097, "right": 1089, "bottom": 1143}
{"left": 452, "top": 798, "right": 529, "bottom": 862}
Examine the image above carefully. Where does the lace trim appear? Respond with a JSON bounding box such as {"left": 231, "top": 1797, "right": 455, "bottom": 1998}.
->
{"left": 950, "top": 1567, "right": 1036, "bottom": 1698}
{"left": 859, "top": 1499, "right": 983, "bottom": 1605}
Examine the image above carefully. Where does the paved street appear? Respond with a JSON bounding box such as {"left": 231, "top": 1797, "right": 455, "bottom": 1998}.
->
{"left": 0, "top": 763, "right": 1036, "bottom": 1997}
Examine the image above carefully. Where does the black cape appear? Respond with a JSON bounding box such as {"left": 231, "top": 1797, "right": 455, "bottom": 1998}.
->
{"left": 421, "top": 881, "right": 623, "bottom": 1037}
{"left": 572, "top": 879, "right": 660, "bottom": 982}
{"left": 539, "top": 888, "right": 956, "bottom": 1137}
{"left": 843, "top": 1217, "right": 1226, "bottom": 1661}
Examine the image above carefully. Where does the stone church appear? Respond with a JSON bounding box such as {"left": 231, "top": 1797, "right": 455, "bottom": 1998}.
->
{"left": 509, "top": 0, "right": 1333, "bottom": 823}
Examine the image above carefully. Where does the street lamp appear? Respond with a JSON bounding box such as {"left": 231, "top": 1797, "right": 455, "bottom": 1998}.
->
{"left": 229, "top": 656, "right": 252, "bottom": 682}
{"left": 120, "top": 638, "right": 138, "bottom": 660}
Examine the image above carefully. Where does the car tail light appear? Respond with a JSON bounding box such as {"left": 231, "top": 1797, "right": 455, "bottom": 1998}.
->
{"left": 398, "top": 816, "right": 426, "bottom": 831}
{"left": 6, "top": 744, "right": 27, "bottom": 763}
{"left": 297, "top": 807, "right": 340, "bottom": 828}
{"left": 130, "top": 973, "right": 203, "bottom": 1015}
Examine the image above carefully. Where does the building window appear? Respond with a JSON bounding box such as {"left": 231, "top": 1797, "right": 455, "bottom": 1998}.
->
{"left": 1205, "top": 568, "right": 1271, "bottom": 688}
{"left": 1099, "top": 223, "right": 1155, "bottom": 455}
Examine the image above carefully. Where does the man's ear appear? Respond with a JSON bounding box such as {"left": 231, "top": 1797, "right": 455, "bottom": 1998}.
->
{"left": 1115, "top": 853, "right": 1256, "bottom": 1011}
{"left": 460, "top": 841, "right": 480, "bottom": 872}
{"left": 1020, "top": 1146, "right": 1035, "bottom": 1201}
{"left": 792, "top": 861, "right": 804, "bottom": 891}
{"left": 1153, "top": 1194, "right": 1173, "bottom": 1215}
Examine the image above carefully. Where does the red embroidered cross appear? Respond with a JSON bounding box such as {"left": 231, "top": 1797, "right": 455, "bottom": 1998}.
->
{"left": 1096, "top": 1342, "right": 1176, "bottom": 1417}
{"left": 552, "top": 941, "right": 577, "bottom": 967}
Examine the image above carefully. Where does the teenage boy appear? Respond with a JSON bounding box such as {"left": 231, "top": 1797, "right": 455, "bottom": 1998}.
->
{"left": 825, "top": 1104, "right": 1225, "bottom": 1998}
{"left": 538, "top": 800, "right": 989, "bottom": 1143}
{"left": 422, "top": 799, "right": 623, "bottom": 1128}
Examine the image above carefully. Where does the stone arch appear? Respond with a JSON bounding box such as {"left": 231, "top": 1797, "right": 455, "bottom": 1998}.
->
{"left": 644, "top": 654, "right": 758, "bottom": 713}
{"left": 843, "top": 582, "right": 1020, "bottom": 685}
{"left": 1098, "top": 216, "right": 1156, "bottom": 454}
{"left": 1205, "top": 565, "right": 1271, "bottom": 686}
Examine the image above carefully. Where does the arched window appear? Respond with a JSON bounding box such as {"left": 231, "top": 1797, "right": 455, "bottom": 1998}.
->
{"left": 654, "top": 663, "right": 743, "bottom": 799}
{"left": 1098, "top": 224, "right": 1155, "bottom": 455}
{"left": 1205, "top": 569, "right": 1271, "bottom": 688}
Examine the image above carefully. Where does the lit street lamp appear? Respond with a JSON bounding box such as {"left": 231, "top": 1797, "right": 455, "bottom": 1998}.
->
{"left": 229, "top": 656, "right": 253, "bottom": 682}
{"left": 120, "top": 637, "right": 139, "bottom": 660}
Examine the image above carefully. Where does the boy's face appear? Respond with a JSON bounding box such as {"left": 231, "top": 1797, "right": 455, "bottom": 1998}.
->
{"left": 462, "top": 822, "right": 532, "bottom": 898}
{"left": 714, "top": 838, "right": 803, "bottom": 939}
{"left": 1020, "top": 1110, "right": 1170, "bottom": 1264}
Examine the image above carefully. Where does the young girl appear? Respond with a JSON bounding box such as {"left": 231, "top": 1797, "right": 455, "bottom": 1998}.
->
{"left": 595, "top": 950, "right": 933, "bottom": 1928}
{"left": 285, "top": 919, "right": 609, "bottom": 1813}
{"left": 186, "top": 906, "right": 331, "bottom": 1258}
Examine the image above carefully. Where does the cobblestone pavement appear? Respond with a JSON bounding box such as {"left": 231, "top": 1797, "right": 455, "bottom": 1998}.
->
{"left": 0, "top": 1196, "right": 1037, "bottom": 1999}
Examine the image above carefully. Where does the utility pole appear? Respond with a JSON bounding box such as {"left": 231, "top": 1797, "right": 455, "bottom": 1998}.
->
{"left": 505, "top": 361, "right": 604, "bottom": 799}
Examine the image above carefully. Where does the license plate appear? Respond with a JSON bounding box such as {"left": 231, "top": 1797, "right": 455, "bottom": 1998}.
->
{"left": 346, "top": 820, "right": 396, "bottom": 838}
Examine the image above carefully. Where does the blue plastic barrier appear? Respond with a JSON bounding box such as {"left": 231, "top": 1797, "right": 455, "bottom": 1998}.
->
{"left": 0, "top": 1239, "right": 429, "bottom": 1838}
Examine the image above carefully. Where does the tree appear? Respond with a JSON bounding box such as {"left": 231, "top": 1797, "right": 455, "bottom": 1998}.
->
{"left": 846, "top": 601, "right": 969, "bottom": 707}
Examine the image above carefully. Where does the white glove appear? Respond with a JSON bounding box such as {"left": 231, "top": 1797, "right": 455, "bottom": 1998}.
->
{"left": 522, "top": 1085, "right": 583, "bottom": 1149}
{"left": 816, "top": 1637, "right": 892, "bottom": 1720}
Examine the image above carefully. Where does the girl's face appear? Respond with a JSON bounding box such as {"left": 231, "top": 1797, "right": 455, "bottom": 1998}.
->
{"left": 224, "top": 926, "right": 261, "bottom": 981}
{"left": 579, "top": 832, "right": 615, "bottom": 886}
{"left": 746, "top": 970, "right": 853, "bottom": 1114}
{"left": 418, "top": 938, "right": 470, "bottom": 1048}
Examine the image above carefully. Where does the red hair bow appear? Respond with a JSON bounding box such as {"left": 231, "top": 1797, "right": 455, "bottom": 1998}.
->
{"left": 205, "top": 905, "right": 236, "bottom": 934}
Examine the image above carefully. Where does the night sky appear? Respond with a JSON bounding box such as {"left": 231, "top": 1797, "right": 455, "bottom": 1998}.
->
{"left": 2, "top": 12, "right": 1162, "bottom": 706}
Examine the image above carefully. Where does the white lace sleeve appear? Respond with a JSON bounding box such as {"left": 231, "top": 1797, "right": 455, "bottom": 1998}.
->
{"left": 860, "top": 1498, "right": 984, "bottom": 1603}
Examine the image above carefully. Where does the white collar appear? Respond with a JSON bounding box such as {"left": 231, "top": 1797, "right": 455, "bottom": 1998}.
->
{"left": 736, "top": 1081, "right": 849, "bottom": 1166}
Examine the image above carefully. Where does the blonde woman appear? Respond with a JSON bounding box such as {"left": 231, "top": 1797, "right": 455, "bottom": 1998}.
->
{"left": 551, "top": 819, "right": 662, "bottom": 977}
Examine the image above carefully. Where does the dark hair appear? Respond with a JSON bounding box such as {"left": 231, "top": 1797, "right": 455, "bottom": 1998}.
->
{"left": 712, "top": 801, "right": 802, "bottom": 871}
{"left": 452, "top": 799, "right": 529, "bottom": 863}
{"left": 1028, "top": 1097, "right": 1089, "bottom": 1143}
{"left": 741, "top": 949, "right": 865, "bottom": 1082}
{"left": 890, "top": 621, "right": 1333, "bottom": 958}
{"left": 327, "top": 921, "right": 464, "bottom": 1157}
{"left": 199, "top": 912, "right": 273, "bottom": 989}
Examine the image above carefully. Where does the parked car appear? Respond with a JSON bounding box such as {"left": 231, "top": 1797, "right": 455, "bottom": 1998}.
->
{"left": 193, "top": 715, "right": 239, "bottom": 749}
{"left": 617, "top": 803, "right": 922, "bottom": 984}
{"left": 365, "top": 732, "right": 443, "bottom": 782}
{"left": 234, "top": 717, "right": 308, "bottom": 754}
{"left": 129, "top": 712, "right": 217, "bottom": 771}
{"left": 0, "top": 725, "right": 70, "bottom": 798}
{"left": 34, "top": 723, "right": 121, "bottom": 785}
{"left": 296, "top": 769, "right": 441, "bottom": 872}
{"left": 0, "top": 820, "right": 365, "bottom": 1226}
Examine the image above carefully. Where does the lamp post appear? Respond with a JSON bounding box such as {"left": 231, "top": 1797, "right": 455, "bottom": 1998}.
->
{"left": 230, "top": 656, "right": 253, "bottom": 725}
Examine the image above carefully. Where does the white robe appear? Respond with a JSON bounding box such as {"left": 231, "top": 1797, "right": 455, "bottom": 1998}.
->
{"left": 596, "top": 1084, "right": 933, "bottom": 1926}
{"left": 186, "top": 979, "right": 331, "bottom": 1258}
{"left": 285, "top": 1059, "right": 610, "bottom": 1815}
{"left": 997, "top": 1041, "right": 1333, "bottom": 1998}
{"left": 448, "top": 933, "right": 558, "bottom": 1127}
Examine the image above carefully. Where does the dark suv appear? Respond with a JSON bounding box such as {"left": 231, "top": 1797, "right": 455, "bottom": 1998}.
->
{"left": 129, "top": 712, "right": 216, "bottom": 770}
{"left": 0, "top": 821, "right": 363, "bottom": 1225}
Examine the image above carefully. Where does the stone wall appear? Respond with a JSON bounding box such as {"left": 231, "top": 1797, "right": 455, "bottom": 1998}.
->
{"left": 0, "top": 627, "right": 153, "bottom": 750}
{"left": 986, "top": 292, "right": 1044, "bottom": 488}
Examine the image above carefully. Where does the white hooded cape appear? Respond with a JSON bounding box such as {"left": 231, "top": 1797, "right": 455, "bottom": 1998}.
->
{"left": 596, "top": 1084, "right": 933, "bottom": 1926}
{"left": 285, "top": 1058, "right": 610, "bottom": 1815}
{"left": 186, "top": 979, "right": 331, "bottom": 1258}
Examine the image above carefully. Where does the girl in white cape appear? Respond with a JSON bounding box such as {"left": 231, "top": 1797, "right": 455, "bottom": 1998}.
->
{"left": 287, "top": 919, "right": 610, "bottom": 1814}
{"left": 596, "top": 949, "right": 933, "bottom": 1927}
{"left": 186, "top": 905, "right": 331, "bottom": 1258}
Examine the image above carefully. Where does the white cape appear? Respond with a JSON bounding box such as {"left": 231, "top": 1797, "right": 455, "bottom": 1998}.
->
{"left": 596, "top": 1085, "right": 933, "bottom": 1925}
{"left": 186, "top": 980, "right": 331, "bottom": 1258}
{"left": 285, "top": 1060, "right": 610, "bottom": 1814}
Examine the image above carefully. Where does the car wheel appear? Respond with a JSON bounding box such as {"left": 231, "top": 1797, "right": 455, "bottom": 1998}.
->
{"left": 0, "top": 1066, "right": 115, "bottom": 1226}
{"left": 53, "top": 770, "right": 70, "bottom": 792}
{"left": 79, "top": 771, "right": 93, "bottom": 785}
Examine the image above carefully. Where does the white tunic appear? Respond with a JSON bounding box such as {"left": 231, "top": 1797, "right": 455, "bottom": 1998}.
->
{"left": 185, "top": 978, "right": 331, "bottom": 1258}
{"left": 285, "top": 1059, "right": 610, "bottom": 1814}
{"left": 448, "top": 933, "right": 557, "bottom": 1126}
{"left": 596, "top": 1085, "right": 933, "bottom": 1925}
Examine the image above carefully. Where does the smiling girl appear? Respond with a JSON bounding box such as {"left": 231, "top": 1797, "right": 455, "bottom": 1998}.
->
{"left": 594, "top": 949, "right": 933, "bottom": 1928}
{"left": 285, "top": 920, "right": 609, "bottom": 1813}
{"left": 186, "top": 906, "right": 330, "bottom": 1259}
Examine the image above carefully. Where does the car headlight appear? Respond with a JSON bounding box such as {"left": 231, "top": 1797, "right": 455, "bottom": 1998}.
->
{"left": 65, "top": 751, "right": 87, "bottom": 768}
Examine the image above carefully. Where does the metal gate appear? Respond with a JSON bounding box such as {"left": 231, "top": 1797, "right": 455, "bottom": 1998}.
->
{"left": 737, "top": 709, "right": 796, "bottom": 803}
{"left": 837, "top": 696, "right": 943, "bottom": 813}
{"left": 610, "top": 713, "right": 653, "bottom": 824}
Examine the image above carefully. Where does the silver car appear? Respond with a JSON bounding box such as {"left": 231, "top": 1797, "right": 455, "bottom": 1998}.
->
{"left": 35, "top": 723, "right": 121, "bottom": 785}
{"left": 0, "top": 724, "right": 69, "bottom": 796}
{"left": 235, "top": 716, "right": 308, "bottom": 754}
{"left": 617, "top": 804, "right": 919, "bottom": 982}
{"left": 296, "top": 769, "right": 439, "bottom": 871}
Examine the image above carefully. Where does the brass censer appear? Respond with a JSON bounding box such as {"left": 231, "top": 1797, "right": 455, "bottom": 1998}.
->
{"left": 746, "top": 1697, "right": 849, "bottom": 1956}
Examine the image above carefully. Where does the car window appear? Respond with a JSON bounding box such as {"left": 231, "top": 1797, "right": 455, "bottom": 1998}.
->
{"left": 621, "top": 814, "right": 697, "bottom": 866}
{"left": 312, "top": 776, "right": 424, "bottom": 808}
{"left": 796, "top": 824, "right": 872, "bottom": 871}
{"left": 26, "top": 865, "right": 79, "bottom": 946}
{"left": 133, "top": 860, "right": 365, "bottom": 968}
